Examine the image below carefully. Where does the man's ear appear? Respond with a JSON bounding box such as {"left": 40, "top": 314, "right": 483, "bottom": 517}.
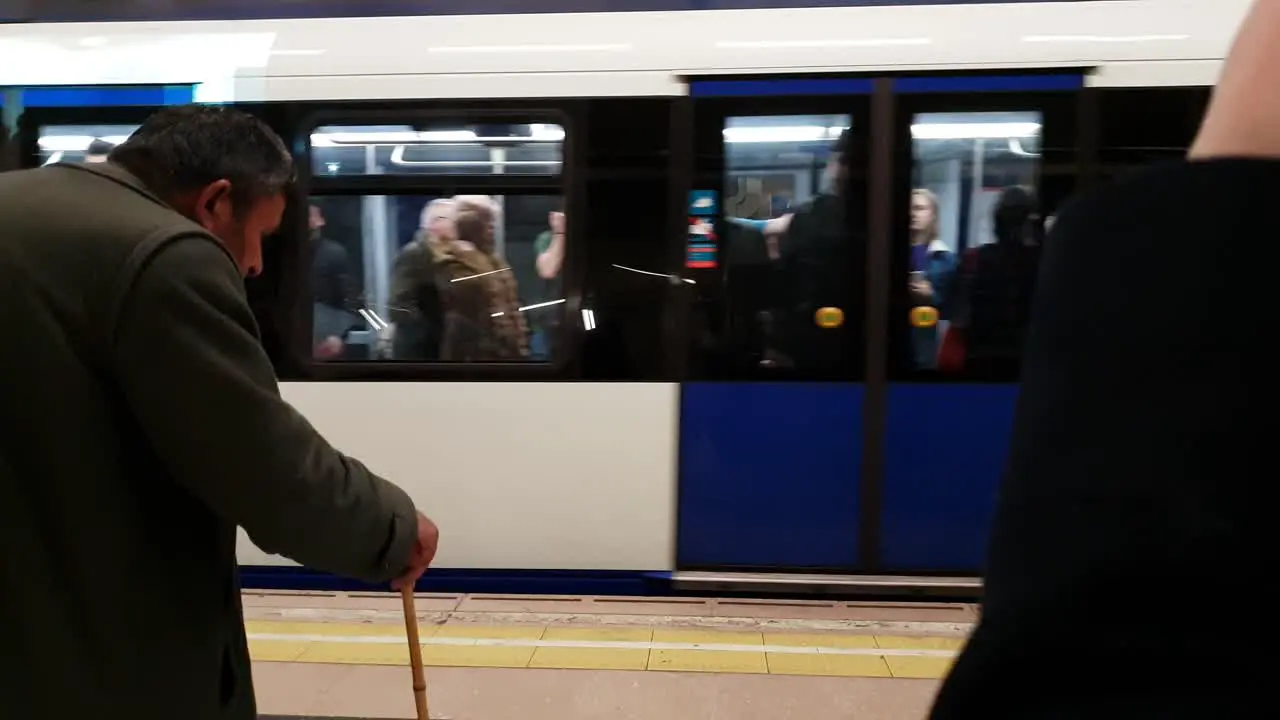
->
{"left": 192, "top": 179, "right": 234, "bottom": 227}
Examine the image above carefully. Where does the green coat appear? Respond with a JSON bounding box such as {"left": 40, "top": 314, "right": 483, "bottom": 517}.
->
{"left": 0, "top": 162, "right": 419, "bottom": 719}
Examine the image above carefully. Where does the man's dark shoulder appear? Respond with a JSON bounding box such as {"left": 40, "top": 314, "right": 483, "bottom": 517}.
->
{"left": 1053, "top": 158, "right": 1280, "bottom": 257}
{"left": 1040, "top": 159, "right": 1280, "bottom": 337}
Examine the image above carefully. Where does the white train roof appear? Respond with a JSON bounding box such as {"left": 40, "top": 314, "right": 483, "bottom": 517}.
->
{"left": 0, "top": 0, "right": 1252, "bottom": 100}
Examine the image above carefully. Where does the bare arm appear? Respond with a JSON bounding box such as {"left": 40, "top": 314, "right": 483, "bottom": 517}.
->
{"left": 1191, "top": 0, "right": 1280, "bottom": 159}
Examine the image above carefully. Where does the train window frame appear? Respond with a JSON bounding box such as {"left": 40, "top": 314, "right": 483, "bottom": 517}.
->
{"left": 683, "top": 89, "right": 872, "bottom": 383}
{"left": 886, "top": 84, "right": 1081, "bottom": 384}
{"left": 295, "top": 106, "right": 580, "bottom": 381}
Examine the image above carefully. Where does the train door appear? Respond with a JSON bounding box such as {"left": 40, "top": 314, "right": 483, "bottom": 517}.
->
{"left": 676, "top": 78, "right": 872, "bottom": 571}
{"left": 880, "top": 74, "right": 1083, "bottom": 572}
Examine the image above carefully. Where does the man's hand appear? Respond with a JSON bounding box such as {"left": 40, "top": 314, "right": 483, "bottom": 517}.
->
{"left": 392, "top": 512, "right": 440, "bottom": 591}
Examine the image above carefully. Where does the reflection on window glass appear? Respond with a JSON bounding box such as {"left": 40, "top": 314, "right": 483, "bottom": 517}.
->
{"left": 718, "top": 114, "right": 858, "bottom": 377}
{"left": 910, "top": 111, "right": 1043, "bottom": 378}
{"left": 310, "top": 123, "right": 564, "bottom": 177}
{"left": 37, "top": 124, "right": 138, "bottom": 166}
{"left": 309, "top": 193, "right": 564, "bottom": 363}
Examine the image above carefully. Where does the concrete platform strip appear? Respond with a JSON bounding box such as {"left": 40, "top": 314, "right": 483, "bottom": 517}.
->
{"left": 244, "top": 607, "right": 971, "bottom": 636}
{"left": 248, "top": 631, "right": 958, "bottom": 658}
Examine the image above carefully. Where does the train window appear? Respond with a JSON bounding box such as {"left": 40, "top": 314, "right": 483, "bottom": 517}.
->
{"left": 310, "top": 123, "right": 564, "bottom": 177}
{"left": 307, "top": 192, "right": 564, "bottom": 363}
{"left": 907, "top": 111, "right": 1043, "bottom": 378}
{"left": 709, "top": 112, "right": 862, "bottom": 379}
{"left": 36, "top": 123, "right": 137, "bottom": 165}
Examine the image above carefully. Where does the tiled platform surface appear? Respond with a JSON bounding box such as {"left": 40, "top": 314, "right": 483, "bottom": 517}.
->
{"left": 243, "top": 590, "right": 978, "bottom": 629}
{"left": 253, "top": 663, "right": 942, "bottom": 719}
{"left": 243, "top": 591, "right": 973, "bottom": 681}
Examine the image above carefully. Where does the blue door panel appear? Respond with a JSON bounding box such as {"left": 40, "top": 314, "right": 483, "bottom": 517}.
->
{"left": 881, "top": 383, "right": 1019, "bottom": 570}
{"left": 677, "top": 382, "right": 862, "bottom": 568}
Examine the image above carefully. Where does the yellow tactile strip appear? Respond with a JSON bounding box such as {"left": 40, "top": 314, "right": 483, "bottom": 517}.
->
{"left": 245, "top": 620, "right": 963, "bottom": 679}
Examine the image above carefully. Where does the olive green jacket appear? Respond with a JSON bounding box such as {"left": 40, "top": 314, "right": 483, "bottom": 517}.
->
{"left": 0, "top": 162, "right": 418, "bottom": 719}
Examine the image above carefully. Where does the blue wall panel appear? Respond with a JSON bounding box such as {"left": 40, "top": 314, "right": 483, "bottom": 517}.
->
{"left": 678, "top": 382, "right": 862, "bottom": 569}
{"left": 881, "top": 383, "right": 1019, "bottom": 571}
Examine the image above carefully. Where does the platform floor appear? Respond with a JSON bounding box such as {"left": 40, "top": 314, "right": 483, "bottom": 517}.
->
{"left": 245, "top": 590, "right": 973, "bottom": 718}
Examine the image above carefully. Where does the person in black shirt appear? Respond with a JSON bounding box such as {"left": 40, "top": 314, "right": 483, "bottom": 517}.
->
{"left": 929, "top": 4, "right": 1271, "bottom": 717}
{"left": 772, "top": 128, "right": 860, "bottom": 376}
{"left": 308, "top": 203, "right": 358, "bottom": 358}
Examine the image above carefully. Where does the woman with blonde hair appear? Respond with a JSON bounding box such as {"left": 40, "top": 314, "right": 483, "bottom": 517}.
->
{"left": 908, "top": 188, "right": 956, "bottom": 369}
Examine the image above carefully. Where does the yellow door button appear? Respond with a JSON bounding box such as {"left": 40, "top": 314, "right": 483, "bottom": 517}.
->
{"left": 910, "top": 306, "right": 939, "bottom": 328}
{"left": 815, "top": 307, "right": 845, "bottom": 329}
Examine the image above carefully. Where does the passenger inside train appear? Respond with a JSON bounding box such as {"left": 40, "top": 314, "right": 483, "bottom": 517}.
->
{"left": 907, "top": 187, "right": 956, "bottom": 370}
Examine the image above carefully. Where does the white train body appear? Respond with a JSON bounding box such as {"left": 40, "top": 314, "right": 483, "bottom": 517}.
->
{"left": 0, "top": 0, "right": 1252, "bottom": 576}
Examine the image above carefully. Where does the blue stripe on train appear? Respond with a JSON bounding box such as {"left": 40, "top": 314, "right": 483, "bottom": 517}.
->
{"left": 20, "top": 85, "right": 195, "bottom": 108}
{"left": 6, "top": 0, "right": 1127, "bottom": 23}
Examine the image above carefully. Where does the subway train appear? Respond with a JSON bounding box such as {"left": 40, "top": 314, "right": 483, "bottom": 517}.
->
{"left": 0, "top": 0, "right": 1249, "bottom": 596}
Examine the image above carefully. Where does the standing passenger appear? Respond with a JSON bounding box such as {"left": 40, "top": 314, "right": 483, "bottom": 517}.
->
{"left": 0, "top": 105, "right": 439, "bottom": 720}
{"left": 309, "top": 203, "right": 358, "bottom": 359}
{"left": 389, "top": 197, "right": 455, "bottom": 360}
{"left": 433, "top": 195, "right": 529, "bottom": 361}
{"left": 529, "top": 205, "right": 567, "bottom": 359}
{"left": 774, "top": 128, "right": 861, "bottom": 375}
{"left": 908, "top": 188, "right": 957, "bottom": 370}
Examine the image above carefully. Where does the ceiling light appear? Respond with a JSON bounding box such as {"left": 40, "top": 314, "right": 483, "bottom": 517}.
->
{"left": 717, "top": 38, "right": 931, "bottom": 49}
{"left": 911, "top": 122, "right": 1041, "bottom": 140}
{"left": 1022, "top": 34, "right": 1189, "bottom": 43}
{"left": 428, "top": 43, "right": 631, "bottom": 54}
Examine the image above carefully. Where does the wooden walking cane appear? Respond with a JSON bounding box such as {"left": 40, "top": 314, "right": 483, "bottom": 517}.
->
{"left": 401, "top": 585, "right": 430, "bottom": 720}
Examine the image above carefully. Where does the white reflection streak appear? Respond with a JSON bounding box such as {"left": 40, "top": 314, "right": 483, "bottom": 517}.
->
{"left": 581, "top": 309, "right": 597, "bottom": 331}
{"left": 520, "top": 299, "right": 567, "bottom": 312}
{"left": 356, "top": 308, "right": 387, "bottom": 331}
{"left": 451, "top": 267, "right": 510, "bottom": 283}
{"left": 611, "top": 263, "right": 697, "bottom": 285}
{"left": 491, "top": 298, "right": 567, "bottom": 318}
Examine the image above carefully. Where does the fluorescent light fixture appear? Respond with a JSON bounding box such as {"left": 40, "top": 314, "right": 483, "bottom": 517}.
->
{"left": 723, "top": 126, "right": 847, "bottom": 144}
{"left": 37, "top": 134, "right": 132, "bottom": 152}
{"left": 389, "top": 147, "right": 560, "bottom": 168}
{"left": 717, "top": 37, "right": 931, "bottom": 49}
{"left": 1022, "top": 34, "right": 1189, "bottom": 43}
{"left": 911, "top": 122, "right": 1041, "bottom": 140}
{"left": 428, "top": 43, "right": 631, "bottom": 54}
{"left": 530, "top": 124, "right": 566, "bottom": 142}
{"left": 310, "top": 125, "right": 565, "bottom": 147}
{"left": 581, "top": 308, "right": 597, "bottom": 331}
